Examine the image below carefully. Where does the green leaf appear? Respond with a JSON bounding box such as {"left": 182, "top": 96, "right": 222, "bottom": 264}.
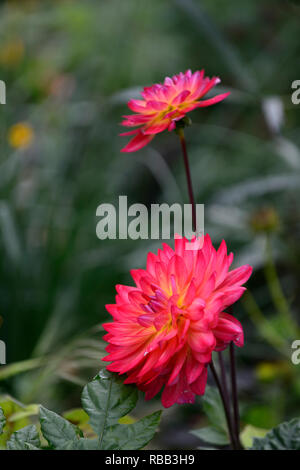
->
{"left": 103, "top": 411, "right": 162, "bottom": 450}
{"left": 240, "top": 425, "right": 269, "bottom": 449}
{"left": 81, "top": 370, "right": 138, "bottom": 445}
{"left": 69, "top": 438, "right": 99, "bottom": 450}
{"left": 7, "top": 425, "right": 41, "bottom": 450}
{"left": 202, "top": 386, "right": 227, "bottom": 432}
{"left": 40, "top": 406, "right": 81, "bottom": 449}
{"left": 0, "top": 407, "right": 5, "bottom": 435}
{"left": 191, "top": 426, "right": 229, "bottom": 446}
{"left": 251, "top": 418, "right": 300, "bottom": 450}
{"left": 0, "top": 396, "right": 32, "bottom": 449}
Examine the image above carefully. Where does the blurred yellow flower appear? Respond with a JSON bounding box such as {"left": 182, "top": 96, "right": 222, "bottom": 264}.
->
{"left": 256, "top": 361, "right": 291, "bottom": 383}
{"left": 0, "top": 39, "right": 24, "bottom": 67}
{"left": 8, "top": 122, "right": 34, "bottom": 149}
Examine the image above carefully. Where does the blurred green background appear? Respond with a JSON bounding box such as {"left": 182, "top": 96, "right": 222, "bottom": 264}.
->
{"left": 0, "top": 0, "right": 300, "bottom": 449}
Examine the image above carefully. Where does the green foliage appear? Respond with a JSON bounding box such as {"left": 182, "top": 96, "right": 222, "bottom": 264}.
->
{"left": 251, "top": 418, "right": 300, "bottom": 450}
{"left": 81, "top": 369, "right": 138, "bottom": 439}
{"left": 0, "top": 371, "right": 161, "bottom": 450}
{"left": 191, "top": 426, "right": 229, "bottom": 446}
{"left": 0, "top": 396, "right": 39, "bottom": 449}
{"left": 201, "top": 385, "right": 228, "bottom": 432}
{"left": 0, "top": 407, "right": 5, "bottom": 434}
{"left": 40, "top": 406, "right": 83, "bottom": 450}
{"left": 7, "top": 425, "right": 41, "bottom": 450}
{"left": 190, "top": 386, "right": 230, "bottom": 448}
{"left": 82, "top": 370, "right": 161, "bottom": 450}
{"left": 240, "top": 425, "right": 268, "bottom": 449}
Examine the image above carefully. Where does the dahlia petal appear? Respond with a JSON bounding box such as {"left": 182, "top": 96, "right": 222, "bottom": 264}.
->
{"left": 187, "top": 298, "right": 206, "bottom": 321}
{"left": 174, "top": 255, "right": 188, "bottom": 291}
{"left": 121, "top": 131, "right": 154, "bottom": 153}
{"left": 154, "top": 311, "right": 170, "bottom": 331}
{"left": 190, "top": 367, "right": 207, "bottom": 395}
{"left": 146, "top": 252, "right": 158, "bottom": 276}
{"left": 127, "top": 291, "right": 148, "bottom": 309}
{"left": 174, "top": 236, "right": 186, "bottom": 257}
{"left": 136, "top": 348, "right": 162, "bottom": 379}
{"left": 137, "top": 314, "right": 154, "bottom": 327}
{"left": 186, "top": 355, "right": 205, "bottom": 384}
{"left": 105, "top": 304, "right": 119, "bottom": 317}
{"left": 193, "top": 251, "right": 206, "bottom": 287}
{"left": 121, "top": 114, "right": 154, "bottom": 126}
{"left": 140, "top": 276, "right": 156, "bottom": 296}
{"left": 193, "top": 350, "right": 212, "bottom": 364}
{"left": 147, "top": 100, "right": 168, "bottom": 111}
{"left": 130, "top": 269, "right": 147, "bottom": 288}
{"left": 155, "top": 261, "right": 169, "bottom": 292}
{"left": 119, "top": 129, "right": 139, "bottom": 136}
{"left": 215, "top": 240, "right": 230, "bottom": 287}
{"left": 219, "top": 265, "right": 252, "bottom": 289}
{"left": 157, "top": 248, "right": 170, "bottom": 265}
{"left": 177, "top": 389, "right": 195, "bottom": 405}
{"left": 164, "top": 77, "right": 174, "bottom": 86}
{"left": 220, "top": 286, "right": 247, "bottom": 308}
{"left": 103, "top": 332, "right": 146, "bottom": 346}
{"left": 143, "top": 375, "right": 166, "bottom": 400}
{"left": 191, "top": 77, "right": 221, "bottom": 100}
{"left": 183, "top": 279, "right": 197, "bottom": 307}
{"left": 172, "top": 90, "right": 191, "bottom": 106}
{"left": 168, "top": 121, "right": 176, "bottom": 131}
{"left": 213, "top": 312, "right": 244, "bottom": 349}
{"left": 190, "top": 69, "right": 204, "bottom": 90}
{"left": 200, "top": 77, "right": 221, "bottom": 96}
{"left": 103, "top": 322, "right": 149, "bottom": 335}
{"left": 188, "top": 329, "right": 216, "bottom": 353}
{"left": 115, "top": 284, "right": 136, "bottom": 302}
{"left": 180, "top": 102, "right": 202, "bottom": 114}
{"left": 198, "top": 272, "right": 216, "bottom": 298}
{"left": 202, "top": 234, "right": 213, "bottom": 262}
{"left": 127, "top": 99, "right": 148, "bottom": 113}
{"left": 164, "top": 109, "right": 185, "bottom": 120}
{"left": 161, "top": 381, "right": 182, "bottom": 408}
{"left": 143, "top": 121, "right": 170, "bottom": 135}
{"left": 167, "top": 347, "right": 188, "bottom": 385}
{"left": 155, "top": 338, "right": 178, "bottom": 368}
{"left": 175, "top": 319, "right": 190, "bottom": 350}
{"left": 194, "top": 92, "right": 231, "bottom": 108}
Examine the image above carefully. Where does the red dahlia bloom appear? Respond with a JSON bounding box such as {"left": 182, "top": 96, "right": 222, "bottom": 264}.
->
{"left": 120, "top": 69, "right": 230, "bottom": 152}
{"left": 103, "top": 235, "right": 252, "bottom": 408}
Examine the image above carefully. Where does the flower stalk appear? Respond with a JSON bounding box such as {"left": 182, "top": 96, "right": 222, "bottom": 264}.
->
{"left": 229, "top": 342, "right": 243, "bottom": 449}
{"left": 209, "top": 361, "right": 236, "bottom": 449}
{"left": 177, "top": 127, "right": 197, "bottom": 232}
{"left": 178, "top": 127, "right": 242, "bottom": 450}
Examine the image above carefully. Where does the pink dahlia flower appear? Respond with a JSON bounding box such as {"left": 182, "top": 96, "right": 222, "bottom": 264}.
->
{"left": 120, "top": 69, "right": 230, "bottom": 152}
{"left": 103, "top": 235, "right": 252, "bottom": 408}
